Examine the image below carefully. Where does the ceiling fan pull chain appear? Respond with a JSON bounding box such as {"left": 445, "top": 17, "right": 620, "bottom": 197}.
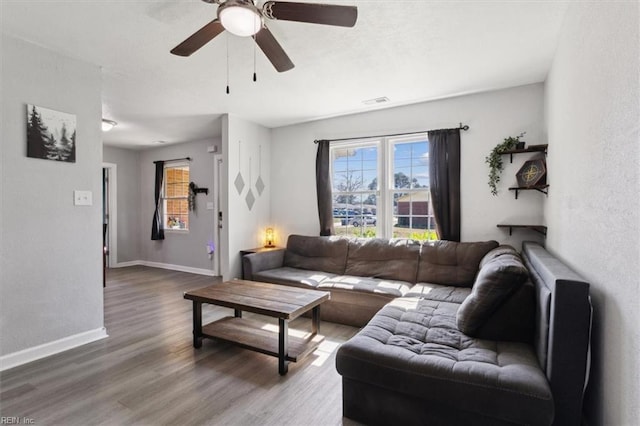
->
{"left": 226, "top": 33, "right": 230, "bottom": 94}
{"left": 253, "top": 37, "right": 257, "bottom": 81}
{"left": 253, "top": 21, "right": 258, "bottom": 82}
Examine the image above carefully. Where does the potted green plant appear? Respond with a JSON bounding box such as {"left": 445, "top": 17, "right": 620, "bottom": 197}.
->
{"left": 485, "top": 132, "right": 526, "bottom": 196}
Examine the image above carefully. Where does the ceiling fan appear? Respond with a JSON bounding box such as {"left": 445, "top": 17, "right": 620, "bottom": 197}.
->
{"left": 170, "top": 0, "right": 358, "bottom": 72}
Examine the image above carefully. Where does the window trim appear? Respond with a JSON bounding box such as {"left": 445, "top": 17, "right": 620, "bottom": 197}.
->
{"left": 162, "top": 160, "right": 190, "bottom": 233}
{"left": 329, "top": 133, "right": 433, "bottom": 240}
{"left": 386, "top": 134, "right": 432, "bottom": 239}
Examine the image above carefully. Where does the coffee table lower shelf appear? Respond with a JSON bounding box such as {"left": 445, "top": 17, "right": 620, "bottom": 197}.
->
{"left": 202, "top": 316, "right": 325, "bottom": 362}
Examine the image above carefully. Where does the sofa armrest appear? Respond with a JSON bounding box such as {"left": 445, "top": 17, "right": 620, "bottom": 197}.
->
{"left": 242, "top": 249, "right": 286, "bottom": 280}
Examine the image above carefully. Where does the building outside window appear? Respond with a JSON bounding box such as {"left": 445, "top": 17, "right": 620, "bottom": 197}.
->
{"left": 163, "top": 162, "right": 189, "bottom": 231}
{"left": 330, "top": 134, "right": 436, "bottom": 241}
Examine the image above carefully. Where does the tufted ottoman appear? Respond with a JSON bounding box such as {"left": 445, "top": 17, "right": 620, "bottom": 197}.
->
{"left": 335, "top": 297, "right": 554, "bottom": 425}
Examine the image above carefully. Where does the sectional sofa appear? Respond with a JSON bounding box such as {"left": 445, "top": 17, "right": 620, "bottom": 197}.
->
{"left": 242, "top": 235, "right": 592, "bottom": 425}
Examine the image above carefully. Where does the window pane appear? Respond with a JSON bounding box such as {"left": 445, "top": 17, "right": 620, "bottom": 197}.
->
{"left": 166, "top": 199, "right": 189, "bottom": 229}
{"left": 332, "top": 145, "right": 378, "bottom": 192}
{"left": 393, "top": 140, "right": 429, "bottom": 189}
{"left": 393, "top": 191, "right": 435, "bottom": 241}
{"left": 333, "top": 194, "right": 378, "bottom": 238}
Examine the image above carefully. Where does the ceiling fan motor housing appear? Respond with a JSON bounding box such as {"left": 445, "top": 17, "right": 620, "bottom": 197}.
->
{"left": 217, "top": 0, "right": 263, "bottom": 37}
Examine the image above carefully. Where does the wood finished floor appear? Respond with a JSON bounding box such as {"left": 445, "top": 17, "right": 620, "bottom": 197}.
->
{"left": 0, "top": 266, "right": 361, "bottom": 425}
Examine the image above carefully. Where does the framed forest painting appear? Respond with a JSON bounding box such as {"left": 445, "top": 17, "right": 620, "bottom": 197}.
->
{"left": 27, "top": 104, "right": 76, "bottom": 163}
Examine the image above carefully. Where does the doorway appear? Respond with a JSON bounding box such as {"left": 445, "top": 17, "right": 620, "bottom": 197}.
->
{"left": 102, "top": 163, "right": 118, "bottom": 285}
{"left": 213, "top": 154, "right": 223, "bottom": 276}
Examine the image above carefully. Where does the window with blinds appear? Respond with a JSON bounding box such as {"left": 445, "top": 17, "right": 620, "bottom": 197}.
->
{"left": 163, "top": 162, "right": 190, "bottom": 231}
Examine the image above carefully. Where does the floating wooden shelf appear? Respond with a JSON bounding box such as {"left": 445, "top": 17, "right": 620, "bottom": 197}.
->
{"left": 497, "top": 224, "right": 547, "bottom": 237}
{"left": 501, "top": 144, "right": 548, "bottom": 163}
{"left": 495, "top": 143, "right": 549, "bottom": 237}
{"left": 508, "top": 184, "right": 549, "bottom": 199}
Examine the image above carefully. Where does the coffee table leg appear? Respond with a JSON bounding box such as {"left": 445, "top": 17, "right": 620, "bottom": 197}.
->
{"left": 234, "top": 309, "right": 242, "bottom": 318}
{"left": 311, "top": 305, "right": 320, "bottom": 335}
{"left": 278, "top": 318, "right": 289, "bottom": 375}
{"left": 193, "top": 301, "right": 203, "bottom": 348}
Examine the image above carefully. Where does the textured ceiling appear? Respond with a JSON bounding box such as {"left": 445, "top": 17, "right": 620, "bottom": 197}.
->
{"left": 1, "top": 0, "right": 569, "bottom": 149}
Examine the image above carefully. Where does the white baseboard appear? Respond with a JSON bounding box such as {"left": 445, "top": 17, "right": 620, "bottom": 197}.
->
{"left": 0, "top": 327, "right": 108, "bottom": 372}
{"left": 113, "top": 260, "right": 216, "bottom": 277}
{"left": 114, "top": 260, "right": 142, "bottom": 268}
{"left": 142, "top": 261, "right": 216, "bottom": 276}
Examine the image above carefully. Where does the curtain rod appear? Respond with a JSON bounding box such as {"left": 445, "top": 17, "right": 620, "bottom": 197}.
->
{"left": 153, "top": 157, "right": 191, "bottom": 164}
{"left": 313, "top": 123, "right": 469, "bottom": 144}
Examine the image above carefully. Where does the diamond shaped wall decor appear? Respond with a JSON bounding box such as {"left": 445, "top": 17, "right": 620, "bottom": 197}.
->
{"left": 245, "top": 189, "right": 255, "bottom": 211}
{"left": 234, "top": 172, "right": 245, "bottom": 195}
{"left": 255, "top": 176, "right": 265, "bottom": 195}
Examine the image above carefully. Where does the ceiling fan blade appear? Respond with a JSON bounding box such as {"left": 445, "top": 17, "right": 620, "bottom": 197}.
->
{"left": 263, "top": 1, "right": 357, "bottom": 27}
{"left": 254, "top": 27, "right": 295, "bottom": 72}
{"left": 170, "top": 19, "right": 224, "bottom": 56}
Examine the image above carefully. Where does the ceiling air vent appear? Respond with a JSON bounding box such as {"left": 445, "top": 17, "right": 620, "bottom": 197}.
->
{"left": 362, "top": 97, "right": 390, "bottom": 105}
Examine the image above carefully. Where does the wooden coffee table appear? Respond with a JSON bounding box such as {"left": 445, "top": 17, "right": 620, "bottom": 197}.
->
{"left": 184, "top": 279, "right": 330, "bottom": 375}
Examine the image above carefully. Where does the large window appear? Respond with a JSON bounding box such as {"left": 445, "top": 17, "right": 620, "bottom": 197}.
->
{"left": 163, "top": 162, "right": 190, "bottom": 231}
{"left": 330, "top": 134, "right": 436, "bottom": 241}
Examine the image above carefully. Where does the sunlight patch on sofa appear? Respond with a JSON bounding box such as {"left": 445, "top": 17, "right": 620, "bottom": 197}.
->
{"left": 388, "top": 298, "right": 420, "bottom": 310}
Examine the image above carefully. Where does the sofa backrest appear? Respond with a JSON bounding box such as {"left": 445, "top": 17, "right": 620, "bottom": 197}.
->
{"left": 344, "top": 238, "right": 420, "bottom": 283}
{"left": 521, "top": 241, "right": 592, "bottom": 426}
{"left": 284, "top": 234, "right": 349, "bottom": 274}
{"left": 416, "top": 240, "right": 499, "bottom": 287}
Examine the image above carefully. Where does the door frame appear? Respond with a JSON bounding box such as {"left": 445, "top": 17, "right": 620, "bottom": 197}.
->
{"left": 213, "top": 154, "right": 223, "bottom": 276}
{"left": 102, "top": 162, "right": 118, "bottom": 268}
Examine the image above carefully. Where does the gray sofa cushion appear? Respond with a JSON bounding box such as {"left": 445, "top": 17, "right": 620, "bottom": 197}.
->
{"left": 480, "top": 244, "right": 521, "bottom": 268}
{"left": 242, "top": 249, "right": 285, "bottom": 281}
{"left": 336, "top": 297, "right": 554, "bottom": 426}
{"left": 456, "top": 246, "right": 529, "bottom": 335}
{"left": 405, "top": 282, "right": 471, "bottom": 304}
{"left": 344, "top": 238, "right": 420, "bottom": 283}
{"left": 283, "top": 234, "right": 349, "bottom": 275}
{"left": 417, "top": 240, "right": 499, "bottom": 287}
{"left": 253, "top": 267, "right": 336, "bottom": 288}
{"left": 318, "top": 276, "right": 413, "bottom": 327}
{"left": 319, "top": 275, "right": 412, "bottom": 298}
{"left": 474, "top": 281, "right": 536, "bottom": 343}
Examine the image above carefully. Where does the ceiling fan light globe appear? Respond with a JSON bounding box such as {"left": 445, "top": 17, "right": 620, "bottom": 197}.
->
{"left": 219, "top": 5, "right": 262, "bottom": 37}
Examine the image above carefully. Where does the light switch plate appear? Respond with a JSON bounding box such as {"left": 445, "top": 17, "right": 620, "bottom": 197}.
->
{"left": 74, "top": 190, "right": 93, "bottom": 206}
{"left": 206, "top": 202, "right": 214, "bottom": 210}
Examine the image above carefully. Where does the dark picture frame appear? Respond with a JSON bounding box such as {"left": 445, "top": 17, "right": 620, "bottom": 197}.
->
{"left": 27, "top": 104, "right": 77, "bottom": 163}
{"left": 516, "top": 159, "right": 547, "bottom": 188}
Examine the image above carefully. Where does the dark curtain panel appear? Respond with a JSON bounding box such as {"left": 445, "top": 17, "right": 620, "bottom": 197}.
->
{"left": 315, "top": 140, "right": 334, "bottom": 236}
{"left": 428, "top": 129, "right": 461, "bottom": 242}
{"left": 151, "top": 161, "right": 165, "bottom": 240}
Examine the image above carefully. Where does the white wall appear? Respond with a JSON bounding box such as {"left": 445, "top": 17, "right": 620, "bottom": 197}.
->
{"left": 103, "top": 146, "right": 141, "bottom": 264}
{"left": 221, "top": 114, "right": 272, "bottom": 280}
{"left": 0, "top": 35, "right": 105, "bottom": 358}
{"left": 544, "top": 2, "right": 640, "bottom": 425}
{"left": 271, "top": 84, "right": 546, "bottom": 247}
{"left": 138, "top": 138, "right": 221, "bottom": 273}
